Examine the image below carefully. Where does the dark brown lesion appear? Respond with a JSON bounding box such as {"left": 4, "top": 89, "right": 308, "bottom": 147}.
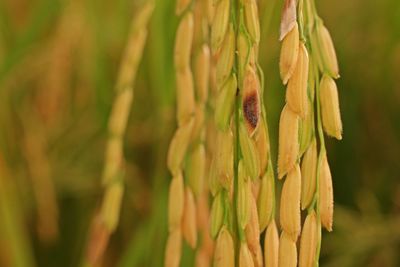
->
{"left": 243, "top": 91, "right": 259, "bottom": 131}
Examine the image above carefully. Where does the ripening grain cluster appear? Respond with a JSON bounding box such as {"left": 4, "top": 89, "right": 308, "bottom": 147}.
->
{"left": 166, "top": 0, "right": 279, "bottom": 266}
{"left": 166, "top": 0, "right": 216, "bottom": 266}
{"left": 277, "top": 0, "right": 342, "bottom": 266}
{"left": 83, "top": 3, "right": 154, "bottom": 266}
{"left": 164, "top": 0, "right": 342, "bottom": 266}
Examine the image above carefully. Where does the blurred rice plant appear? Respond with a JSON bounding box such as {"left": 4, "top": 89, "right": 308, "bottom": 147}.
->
{"left": 0, "top": 0, "right": 399, "bottom": 266}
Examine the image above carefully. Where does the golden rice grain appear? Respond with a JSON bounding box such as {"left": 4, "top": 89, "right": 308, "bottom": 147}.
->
{"left": 215, "top": 74, "right": 237, "bottom": 131}
{"left": 176, "top": 67, "right": 196, "bottom": 126}
{"left": 214, "top": 226, "right": 235, "bottom": 267}
{"left": 319, "top": 154, "right": 334, "bottom": 231}
{"left": 182, "top": 187, "right": 198, "bottom": 248}
{"left": 211, "top": 0, "right": 230, "bottom": 52}
{"left": 208, "top": 157, "right": 221, "bottom": 197}
{"left": 264, "top": 220, "right": 279, "bottom": 267}
{"left": 116, "top": 31, "right": 148, "bottom": 89}
{"left": 279, "top": 22, "right": 299, "bottom": 84}
{"left": 168, "top": 172, "right": 185, "bottom": 231}
{"left": 102, "top": 138, "right": 123, "bottom": 185}
{"left": 100, "top": 182, "right": 124, "bottom": 232}
{"left": 237, "top": 31, "right": 255, "bottom": 82}
{"left": 320, "top": 75, "right": 342, "bottom": 140}
{"left": 174, "top": 12, "right": 194, "bottom": 71}
{"left": 316, "top": 24, "right": 339, "bottom": 78}
{"left": 286, "top": 43, "right": 309, "bottom": 118}
{"left": 301, "top": 140, "right": 317, "bottom": 210}
{"left": 108, "top": 89, "right": 133, "bottom": 138}
{"left": 278, "top": 232, "right": 297, "bottom": 267}
{"left": 175, "top": 0, "right": 191, "bottom": 16}
{"left": 239, "top": 123, "right": 261, "bottom": 180}
{"left": 245, "top": 194, "right": 260, "bottom": 255}
{"left": 239, "top": 243, "right": 255, "bottom": 267}
{"left": 280, "top": 164, "right": 301, "bottom": 241}
{"left": 257, "top": 169, "right": 274, "bottom": 232}
{"left": 113, "top": 0, "right": 153, "bottom": 89}
{"left": 165, "top": 228, "right": 182, "bottom": 267}
{"left": 215, "top": 129, "right": 234, "bottom": 191}
{"left": 187, "top": 143, "right": 206, "bottom": 198}
{"left": 194, "top": 44, "right": 210, "bottom": 104}
{"left": 167, "top": 117, "right": 195, "bottom": 176}
{"left": 210, "top": 192, "right": 224, "bottom": 239}
{"left": 299, "top": 211, "right": 318, "bottom": 267}
{"left": 277, "top": 105, "right": 299, "bottom": 179}
{"left": 255, "top": 118, "right": 270, "bottom": 175}
{"left": 253, "top": 243, "right": 264, "bottom": 267}
{"left": 244, "top": 0, "right": 260, "bottom": 44}
{"left": 216, "top": 24, "right": 235, "bottom": 87}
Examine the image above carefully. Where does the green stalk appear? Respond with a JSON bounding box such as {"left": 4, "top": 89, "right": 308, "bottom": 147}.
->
{"left": 313, "top": 59, "right": 325, "bottom": 267}
{"left": 304, "top": 1, "right": 326, "bottom": 265}
{"left": 298, "top": 0, "right": 306, "bottom": 42}
{"left": 234, "top": 95, "right": 245, "bottom": 243}
{"left": 232, "top": 2, "right": 244, "bottom": 265}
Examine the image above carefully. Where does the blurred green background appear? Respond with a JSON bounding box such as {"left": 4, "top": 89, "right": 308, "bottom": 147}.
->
{"left": 0, "top": 0, "right": 399, "bottom": 266}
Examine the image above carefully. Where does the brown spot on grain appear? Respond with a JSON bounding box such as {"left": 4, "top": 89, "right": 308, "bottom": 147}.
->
{"left": 243, "top": 91, "right": 259, "bottom": 131}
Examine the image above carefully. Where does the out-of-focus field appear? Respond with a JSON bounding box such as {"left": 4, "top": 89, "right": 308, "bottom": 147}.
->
{"left": 0, "top": 0, "right": 399, "bottom": 266}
